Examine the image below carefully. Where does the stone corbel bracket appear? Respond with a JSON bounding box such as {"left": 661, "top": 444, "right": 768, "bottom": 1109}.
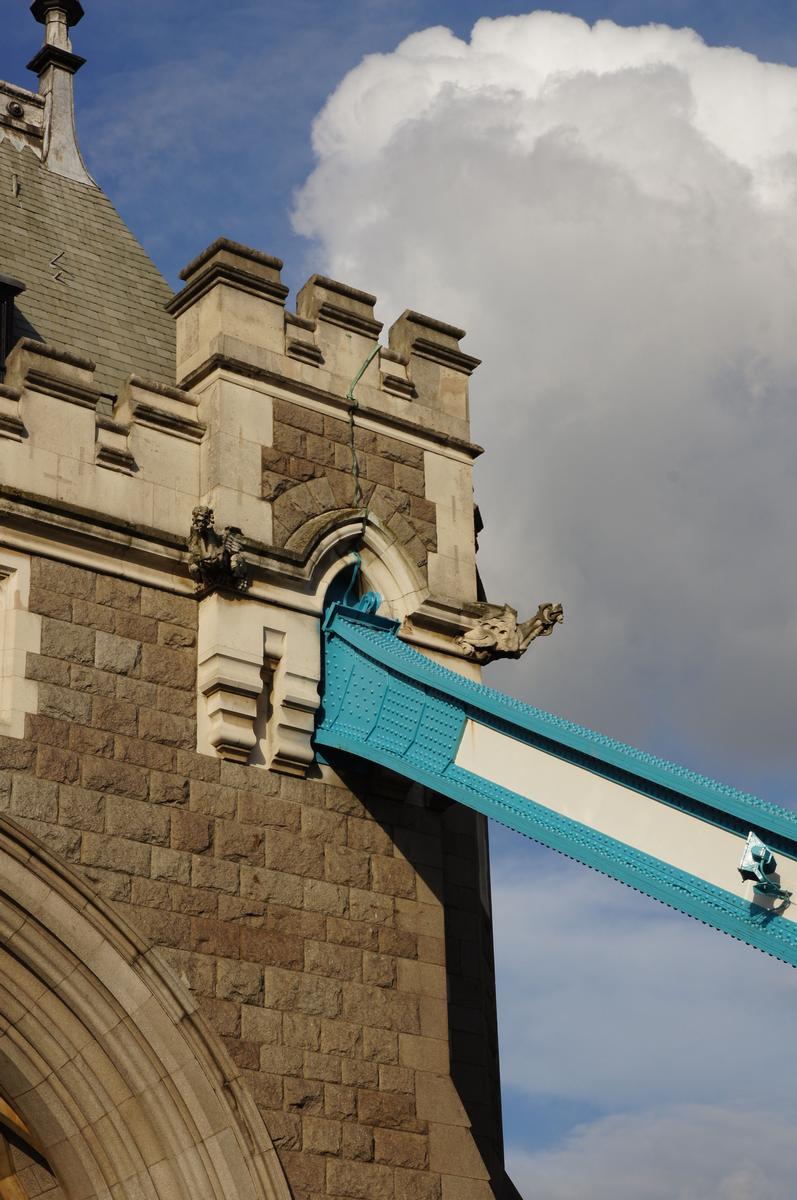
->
{"left": 95, "top": 414, "right": 136, "bottom": 474}
{"left": 197, "top": 593, "right": 321, "bottom": 774}
{"left": 0, "top": 385, "right": 25, "bottom": 442}
{"left": 263, "top": 629, "right": 320, "bottom": 776}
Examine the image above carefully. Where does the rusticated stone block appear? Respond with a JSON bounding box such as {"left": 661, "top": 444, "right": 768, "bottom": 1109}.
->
{"left": 68, "top": 724, "right": 114, "bottom": 758}
{"left": 191, "top": 854, "right": 238, "bottom": 894}
{"left": 151, "top": 846, "right": 191, "bottom": 885}
{"left": 81, "top": 831, "right": 151, "bottom": 877}
{"left": 281, "top": 1012, "right": 320, "bottom": 1051}
{"left": 358, "top": 1089, "right": 422, "bottom": 1133}
{"left": 241, "top": 865, "right": 303, "bottom": 908}
{"left": 320, "top": 1018, "right": 361, "bottom": 1057}
{"left": 278, "top": 1150, "right": 325, "bottom": 1199}
{"left": 379, "top": 1064, "right": 414, "bottom": 1094}
{"left": 262, "top": 1110, "right": 301, "bottom": 1151}
{"left": 300, "top": 806, "right": 346, "bottom": 844}
{"left": 140, "top": 643, "right": 195, "bottom": 690}
{"left": 27, "top": 654, "right": 70, "bottom": 687}
{"left": 58, "top": 784, "right": 105, "bottom": 832}
{"left": 363, "top": 1026, "right": 399, "bottom": 1065}
{"left": 342, "top": 1122, "right": 375, "bottom": 1162}
{"left": 325, "top": 843, "right": 370, "bottom": 888}
{"left": 31, "top": 558, "right": 94, "bottom": 599}
{"left": 342, "top": 984, "right": 420, "bottom": 1035}
{"left": 138, "top": 707, "right": 194, "bottom": 748}
{"left": 264, "top": 967, "right": 341, "bottom": 1018}
{"left": 36, "top": 743, "right": 79, "bottom": 784}
{"left": 324, "top": 1083, "right": 356, "bottom": 1121}
{"left": 375, "top": 1129, "right": 429, "bottom": 1170}
{"left": 216, "top": 958, "right": 263, "bottom": 1004}
{"left": 157, "top": 622, "right": 196, "bottom": 649}
{"left": 72, "top": 598, "right": 116, "bottom": 633}
{"left": 341, "top": 1058, "right": 379, "bottom": 1089}
{"left": 303, "top": 878, "right": 348, "bottom": 917}
{"left": 94, "top": 630, "right": 141, "bottom": 675}
{"left": 304, "top": 940, "right": 361, "bottom": 982}
{"left": 38, "top": 682, "right": 92, "bottom": 724}
{"left": 106, "top": 795, "right": 169, "bottom": 845}
{"left": 192, "top": 916, "right": 239, "bottom": 958}
{"left": 265, "top": 829, "right": 324, "bottom": 878}
{"left": 11, "top": 774, "right": 58, "bottom": 823}
{"left": 364, "top": 952, "right": 397, "bottom": 989}
{"left": 327, "top": 916, "right": 379, "bottom": 951}
{"left": 70, "top": 665, "right": 116, "bottom": 697}
{"left": 115, "top": 735, "right": 176, "bottom": 774}
{"left": 189, "top": 779, "right": 236, "bottom": 818}
{"left": 373, "top": 856, "right": 416, "bottom": 899}
{"left": 241, "top": 1004, "right": 282, "bottom": 1045}
{"left": 91, "top": 694, "right": 137, "bottom": 735}
{"left": 29, "top": 586, "right": 72, "bottom": 621}
{"left": 283, "top": 1077, "right": 323, "bottom": 1113}
{"left": 96, "top": 575, "right": 140, "bottom": 610}
{"left": 395, "top": 1168, "right": 442, "bottom": 1200}
{"left": 326, "top": 1158, "right": 394, "bottom": 1200}
{"left": 215, "top": 819, "right": 263, "bottom": 864}
{"left": 303, "top": 1115, "right": 341, "bottom": 1155}
{"left": 114, "top": 611, "right": 158, "bottom": 642}
{"left": 240, "top": 928, "right": 302, "bottom": 969}
{"left": 81, "top": 755, "right": 148, "bottom": 799}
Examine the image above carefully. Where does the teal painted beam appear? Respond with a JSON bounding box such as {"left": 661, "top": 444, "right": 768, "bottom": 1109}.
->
{"left": 316, "top": 599, "right": 797, "bottom": 968}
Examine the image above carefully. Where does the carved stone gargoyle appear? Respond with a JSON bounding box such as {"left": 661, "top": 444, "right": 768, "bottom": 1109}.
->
{"left": 457, "top": 602, "right": 563, "bottom": 664}
{"left": 188, "top": 506, "right": 250, "bottom": 594}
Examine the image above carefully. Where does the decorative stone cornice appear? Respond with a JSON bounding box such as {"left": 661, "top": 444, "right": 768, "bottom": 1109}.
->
{"left": 26, "top": 44, "right": 85, "bottom": 76}
{"left": 95, "top": 414, "right": 136, "bottom": 475}
{"left": 167, "top": 238, "right": 289, "bottom": 317}
{"left": 116, "top": 375, "right": 206, "bottom": 442}
{"left": 0, "top": 385, "right": 25, "bottom": 442}
{"left": 389, "top": 310, "right": 481, "bottom": 375}
{"left": 4, "top": 338, "right": 101, "bottom": 408}
{"left": 297, "top": 275, "right": 383, "bottom": 339}
{"left": 178, "top": 353, "right": 484, "bottom": 459}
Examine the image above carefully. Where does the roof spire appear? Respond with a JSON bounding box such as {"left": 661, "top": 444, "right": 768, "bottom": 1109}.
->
{"left": 27, "top": 1, "right": 94, "bottom": 186}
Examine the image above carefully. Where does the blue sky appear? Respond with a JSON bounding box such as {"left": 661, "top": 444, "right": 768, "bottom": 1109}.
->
{"left": 5, "top": 2, "right": 797, "bottom": 1196}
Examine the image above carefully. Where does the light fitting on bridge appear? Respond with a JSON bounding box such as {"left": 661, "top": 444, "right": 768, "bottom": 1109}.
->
{"left": 738, "top": 831, "right": 792, "bottom": 901}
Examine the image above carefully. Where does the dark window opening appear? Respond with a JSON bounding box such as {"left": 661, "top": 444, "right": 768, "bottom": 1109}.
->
{"left": 0, "top": 275, "right": 25, "bottom": 382}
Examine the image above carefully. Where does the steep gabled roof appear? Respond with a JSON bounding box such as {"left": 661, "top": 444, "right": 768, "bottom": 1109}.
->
{"left": 0, "top": 139, "right": 175, "bottom": 396}
{"left": 0, "top": 3, "right": 175, "bottom": 397}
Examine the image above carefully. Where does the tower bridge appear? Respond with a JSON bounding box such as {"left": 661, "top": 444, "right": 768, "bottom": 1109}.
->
{"left": 0, "top": 5, "right": 789, "bottom": 1199}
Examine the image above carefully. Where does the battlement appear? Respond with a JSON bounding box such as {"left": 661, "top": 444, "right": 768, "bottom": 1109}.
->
{"left": 1, "top": 238, "right": 481, "bottom": 609}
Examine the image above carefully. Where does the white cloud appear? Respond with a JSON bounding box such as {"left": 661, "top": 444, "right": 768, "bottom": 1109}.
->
{"left": 293, "top": 11, "right": 797, "bottom": 796}
{"left": 508, "top": 1104, "right": 797, "bottom": 1200}
{"left": 491, "top": 849, "right": 797, "bottom": 1110}
{"left": 491, "top": 848, "right": 797, "bottom": 1196}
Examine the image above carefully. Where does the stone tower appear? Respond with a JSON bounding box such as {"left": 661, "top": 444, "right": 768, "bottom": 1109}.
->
{"left": 0, "top": 6, "right": 520, "bottom": 1198}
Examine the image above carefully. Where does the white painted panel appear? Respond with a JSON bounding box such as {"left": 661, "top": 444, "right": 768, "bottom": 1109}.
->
{"left": 455, "top": 720, "right": 797, "bottom": 920}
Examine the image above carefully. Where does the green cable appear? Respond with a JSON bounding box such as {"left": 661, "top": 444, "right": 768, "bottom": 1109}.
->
{"left": 345, "top": 342, "right": 380, "bottom": 533}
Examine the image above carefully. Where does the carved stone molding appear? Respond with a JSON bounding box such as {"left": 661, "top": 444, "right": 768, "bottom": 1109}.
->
{"left": 197, "top": 593, "right": 320, "bottom": 774}
{"left": 263, "top": 627, "right": 319, "bottom": 776}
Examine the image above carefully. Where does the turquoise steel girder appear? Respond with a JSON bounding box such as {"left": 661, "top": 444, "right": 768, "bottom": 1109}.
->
{"left": 316, "top": 598, "right": 797, "bottom": 968}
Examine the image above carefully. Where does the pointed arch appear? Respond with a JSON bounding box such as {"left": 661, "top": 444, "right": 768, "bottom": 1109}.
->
{"left": 297, "top": 509, "right": 428, "bottom": 621}
{"left": 0, "top": 817, "right": 291, "bottom": 1200}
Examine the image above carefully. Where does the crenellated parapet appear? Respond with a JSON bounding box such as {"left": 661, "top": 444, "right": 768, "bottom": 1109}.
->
{"left": 0, "top": 235, "right": 488, "bottom": 773}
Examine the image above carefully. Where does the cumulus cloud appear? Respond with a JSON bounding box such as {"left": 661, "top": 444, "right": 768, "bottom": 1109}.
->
{"left": 508, "top": 1105, "right": 797, "bottom": 1200}
{"left": 294, "top": 11, "right": 797, "bottom": 797}
{"left": 491, "top": 846, "right": 797, "bottom": 1197}
{"left": 491, "top": 848, "right": 797, "bottom": 1110}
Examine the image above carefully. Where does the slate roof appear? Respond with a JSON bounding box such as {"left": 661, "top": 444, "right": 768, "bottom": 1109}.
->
{"left": 0, "top": 138, "right": 175, "bottom": 396}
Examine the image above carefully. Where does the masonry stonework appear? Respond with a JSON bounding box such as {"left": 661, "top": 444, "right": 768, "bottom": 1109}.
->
{"left": 0, "top": 6, "right": 519, "bottom": 1199}
{"left": 1, "top": 559, "right": 505, "bottom": 1199}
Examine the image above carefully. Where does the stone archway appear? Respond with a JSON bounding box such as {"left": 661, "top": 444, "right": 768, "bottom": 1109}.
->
{"left": 0, "top": 817, "right": 291, "bottom": 1200}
